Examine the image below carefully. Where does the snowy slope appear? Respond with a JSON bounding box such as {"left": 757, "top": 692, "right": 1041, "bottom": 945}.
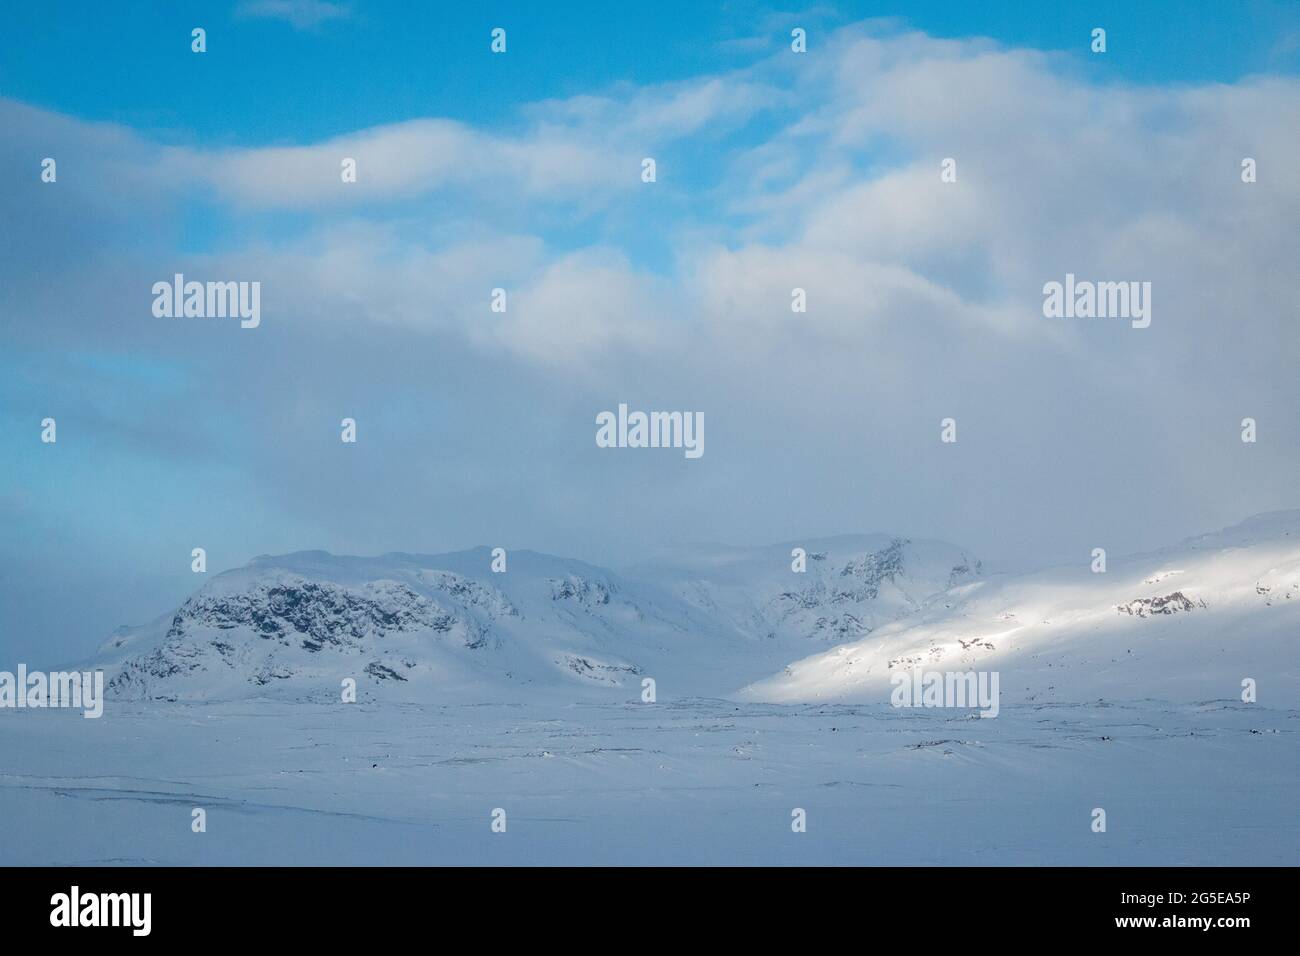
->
{"left": 742, "top": 512, "right": 1300, "bottom": 705}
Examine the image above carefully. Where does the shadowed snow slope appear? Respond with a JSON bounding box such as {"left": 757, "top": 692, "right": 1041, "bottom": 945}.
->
{"left": 741, "top": 512, "right": 1300, "bottom": 705}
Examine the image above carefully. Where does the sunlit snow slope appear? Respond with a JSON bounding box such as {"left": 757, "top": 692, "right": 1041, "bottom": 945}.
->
{"left": 742, "top": 512, "right": 1300, "bottom": 705}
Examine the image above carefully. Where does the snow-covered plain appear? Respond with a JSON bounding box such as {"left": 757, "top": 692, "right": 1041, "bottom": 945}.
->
{"left": 1, "top": 514, "right": 1296, "bottom": 865}
{"left": 0, "top": 698, "right": 1293, "bottom": 865}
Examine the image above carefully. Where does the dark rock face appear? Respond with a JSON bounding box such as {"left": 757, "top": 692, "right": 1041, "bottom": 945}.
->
{"left": 365, "top": 661, "right": 407, "bottom": 682}
{"left": 778, "top": 538, "right": 910, "bottom": 614}
{"left": 107, "top": 575, "right": 498, "bottom": 698}
{"left": 836, "top": 538, "right": 909, "bottom": 603}
{"left": 550, "top": 576, "right": 612, "bottom": 606}
{"left": 171, "top": 580, "right": 447, "bottom": 651}
{"left": 812, "top": 613, "right": 866, "bottom": 639}
{"left": 1116, "top": 591, "right": 1207, "bottom": 618}
{"left": 558, "top": 655, "right": 639, "bottom": 685}
{"left": 947, "top": 559, "right": 983, "bottom": 588}
{"left": 774, "top": 538, "right": 955, "bottom": 641}
{"left": 788, "top": 537, "right": 946, "bottom": 604}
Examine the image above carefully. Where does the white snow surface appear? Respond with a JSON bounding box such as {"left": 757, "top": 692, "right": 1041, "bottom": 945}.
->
{"left": 1, "top": 513, "right": 1296, "bottom": 865}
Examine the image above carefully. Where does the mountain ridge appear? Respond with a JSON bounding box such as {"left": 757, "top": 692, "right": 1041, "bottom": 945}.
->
{"left": 92, "top": 512, "right": 1300, "bottom": 706}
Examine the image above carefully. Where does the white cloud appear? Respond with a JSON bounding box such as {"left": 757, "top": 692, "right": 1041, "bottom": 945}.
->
{"left": 5, "top": 22, "right": 1299, "bottom": 566}
{"left": 160, "top": 118, "right": 633, "bottom": 209}
{"left": 155, "top": 70, "right": 780, "bottom": 212}
{"left": 236, "top": 0, "right": 351, "bottom": 30}
{"left": 478, "top": 250, "right": 678, "bottom": 370}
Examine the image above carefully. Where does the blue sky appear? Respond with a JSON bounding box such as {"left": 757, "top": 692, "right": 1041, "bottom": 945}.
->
{"left": 2, "top": 2, "right": 1299, "bottom": 664}
{"left": 3, "top": 1, "right": 1297, "bottom": 144}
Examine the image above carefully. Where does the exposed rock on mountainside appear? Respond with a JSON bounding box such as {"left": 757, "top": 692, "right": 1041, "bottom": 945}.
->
{"left": 1116, "top": 591, "right": 1206, "bottom": 617}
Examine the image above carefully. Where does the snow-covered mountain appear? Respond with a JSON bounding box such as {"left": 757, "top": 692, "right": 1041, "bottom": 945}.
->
{"left": 633, "top": 535, "right": 981, "bottom": 644}
{"left": 94, "top": 514, "right": 1300, "bottom": 705}
{"left": 742, "top": 511, "right": 1300, "bottom": 705}
{"left": 99, "top": 548, "right": 741, "bottom": 702}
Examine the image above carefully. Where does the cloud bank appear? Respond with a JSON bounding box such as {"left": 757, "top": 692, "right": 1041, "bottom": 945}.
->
{"left": 2, "top": 21, "right": 1297, "bottom": 661}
